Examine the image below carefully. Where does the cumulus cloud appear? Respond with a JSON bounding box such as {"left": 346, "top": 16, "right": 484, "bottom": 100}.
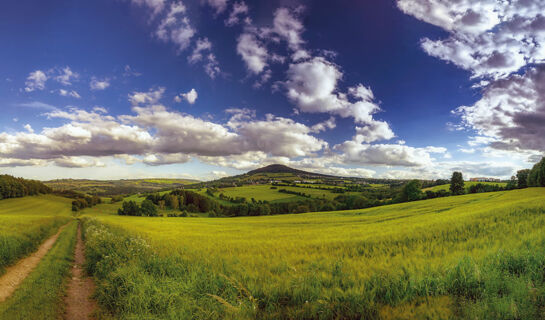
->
{"left": 129, "top": 87, "right": 165, "bottom": 105}
{"left": 156, "top": 1, "right": 195, "bottom": 51}
{"left": 187, "top": 38, "right": 221, "bottom": 78}
{"left": 237, "top": 33, "right": 268, "bottom": 74}
{"left": 455, "top": 65, "right": 545, "bottom": 152}
{"left": 55, "top": 67, "right": 78, "bottom": 85}
{"left": 310, "top": 116, "right": 336, "bottom": 133}
{"left": 285, "top": 57, "right": 392, "bottom": 138}
{"left": 225, "top": 1, "right": 248, "bottom": 26}
{"left": 398, "top": 0, "right": 545, "bottom": 80}
{"left": 143, "top": 153, "right": 191, "bottom": 165}
{"left": 24, "top": 70, "right": 47, "bottom": 92}
{"left": 59, "top": 89, "right": 81, "bottom": 98}
{"left": 90, "top": 77, "right": 110, "bottom": 90}
{"left": 175, "top": 88, "right": 198, "bottom": 104}
{"left": 271, "top": 7, "right": 307, "bottom": 59}
{"left": 54, "top": 156, "right": 105, "bottom": 168}
{"left": 203, "top": 0, "right": 228, "bottom": 14}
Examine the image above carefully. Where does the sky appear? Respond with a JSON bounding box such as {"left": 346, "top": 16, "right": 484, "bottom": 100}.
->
{"left": 0, "top": 0, "right": 544, "bottom": 181}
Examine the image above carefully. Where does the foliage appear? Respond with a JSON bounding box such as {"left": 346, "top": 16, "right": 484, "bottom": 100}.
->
{"left": 528, "top": 157, "right": 545, "bottom": 187}
{"left": 398, "top": 180, "right": 423, "bottom": 202}
{"left": 516, "top": 169, "right": 531, "bottom": 188}
{"left": 0, "top": 174, "right": 51, "bottom": 200}
{"left": 450, "top": 172, "right": 465, "bottom": 195}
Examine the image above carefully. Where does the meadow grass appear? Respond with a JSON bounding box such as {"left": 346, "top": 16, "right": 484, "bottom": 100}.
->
{"left": 423, "top": 181, "right": 507, "bottom": 192}
{"left": 82, "top": 188, "right": 545, "bottom": 319}
{"left": 0, "top": 195, "right": 73, "bottom": 275}
{"left": 0, "top": 221, "right": 77, "bottom": 320}
{"left": 199, "top": 185, "right": 309, "bottom": 203}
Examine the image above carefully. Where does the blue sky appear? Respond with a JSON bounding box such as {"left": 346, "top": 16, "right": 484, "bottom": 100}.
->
{"left": 0, "top": 0, "right": 543, "bottom": 180}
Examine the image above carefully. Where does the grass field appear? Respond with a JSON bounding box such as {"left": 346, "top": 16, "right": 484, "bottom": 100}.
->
{"left": 81, "top": 187, "right": 545, "bottom": 319}
{"left": 0, "top": 221, "right": 77, "bottom": 319}
{"left": 0, "top": 195, "right": 73, "bottom": 275}
{"left": 198, "top": 184, "right": 365, "bottom": 203}
{"left": 423, "top": 181, "right": 507, "bottom": 192}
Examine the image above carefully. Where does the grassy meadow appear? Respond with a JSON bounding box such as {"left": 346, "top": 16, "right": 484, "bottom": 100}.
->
{"left": 0, "top": 195, "right": 73, "bottom": 275}
{"left": 81, "top": 187, "right": 545, "bottom": 319}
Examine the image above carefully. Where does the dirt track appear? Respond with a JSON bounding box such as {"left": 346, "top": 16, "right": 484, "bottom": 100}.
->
{"left": 0, "top": 224, "right": 68, "bottom": 302}
{"left": 64, "top": 222, "right": 97, "bottom": 320}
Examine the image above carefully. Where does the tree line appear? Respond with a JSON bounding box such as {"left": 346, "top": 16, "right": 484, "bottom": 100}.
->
{"left": 0, "top": 174, "right": 51, "bottom": 200}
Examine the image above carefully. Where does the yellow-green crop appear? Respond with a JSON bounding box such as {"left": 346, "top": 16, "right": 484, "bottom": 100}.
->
{"left": 82, "top": 188, "right": 545, "bottom": 319}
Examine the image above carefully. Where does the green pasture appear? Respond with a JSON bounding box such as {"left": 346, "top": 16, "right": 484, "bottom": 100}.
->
{"left": 423, "top": 181, "right": 507, "bottom": 192}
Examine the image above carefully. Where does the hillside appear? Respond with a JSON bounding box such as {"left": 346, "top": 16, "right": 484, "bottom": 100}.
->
{"left": 423, "top": 181, "right": 507, "bottom": 192}
{"left": 44, "top": 178, "right": 199, "bottom": 196}
{"left": 80, "top": 187, "right": 545, "bottom": 319}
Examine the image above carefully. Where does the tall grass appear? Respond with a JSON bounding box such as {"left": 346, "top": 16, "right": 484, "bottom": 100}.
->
{"left": 0, "top": 221, "right": 77, "bottom": 319}
{"left": 82, "top": 188, "right": 545, "bottom": 319}
{"left": 0, "top": 195, "right": 72, "bottom": 275}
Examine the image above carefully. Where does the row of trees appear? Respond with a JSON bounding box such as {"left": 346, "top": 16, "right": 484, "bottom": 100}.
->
{"left": 54, "top": 190, "right": 102, "bottom": 211}
{"left": 0, "top": 174, "right": 51, "bottom": 200}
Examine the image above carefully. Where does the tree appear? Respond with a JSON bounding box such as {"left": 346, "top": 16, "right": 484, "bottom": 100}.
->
{"left": 450, "top": 172, "right": 465, "bottom": 195}
{"left": 516, "top": 169, "right": 530, "bottom": 188}
{"left": 140, "top": 199, "right": 158, "bottom": 217}
{"left": 399, "top": 180, "right": 423, "bottom": 202}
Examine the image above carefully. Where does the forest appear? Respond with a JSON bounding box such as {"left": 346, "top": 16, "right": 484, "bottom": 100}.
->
{"left": 0, "top": 174, "right": 51, "bottom": 200}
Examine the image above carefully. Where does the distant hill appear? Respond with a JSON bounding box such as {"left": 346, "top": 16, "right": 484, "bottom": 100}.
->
{"left": 247, "top": 164, "right": 332, "bottom": 178}
{"left": 44, "top": 178, "right": 199, "bottom": 196}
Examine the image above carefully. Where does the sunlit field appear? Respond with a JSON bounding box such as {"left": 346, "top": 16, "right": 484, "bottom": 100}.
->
{"left": 82, "top": 188, "right": 545, "bottom": 319}
{"left": 0, "top": 195, "right": 72, "bottom": 275}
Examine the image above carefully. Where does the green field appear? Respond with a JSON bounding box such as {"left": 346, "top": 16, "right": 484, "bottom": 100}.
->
{"left": 0, "top": 195, "right": 72, "bottom": 275}
{"left": 199, "top": 185, "right": 309, "bottom": 203}
{"left": 81, "top": 187, "right": 545, "bottom": 319}
{"left": 423, "top": 181, "right": 507, "bottom": 192}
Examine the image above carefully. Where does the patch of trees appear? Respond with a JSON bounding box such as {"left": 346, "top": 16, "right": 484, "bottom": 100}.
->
{"left": 117, "top": 199, "right": 158, "bottom": 216}
{"left": 71, "top": 195, "right": 102, "bottom": 212}
{"left": 0, "top": 174, "right": 51, "bottom": 200}
{"left": 527, "top": 157, "right": 545, "bottom": 187}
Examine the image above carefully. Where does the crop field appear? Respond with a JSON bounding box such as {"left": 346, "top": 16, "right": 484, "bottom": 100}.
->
{"left": 0, "top": 195, "right": 72, "bottom": 275}
{"left": 81, "top": 187, "right": 545, "bottom": 319}
{"left": 423, "top": 181, "right": 507, "bottom": 192}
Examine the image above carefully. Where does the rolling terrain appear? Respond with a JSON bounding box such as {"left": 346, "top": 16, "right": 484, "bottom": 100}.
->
{"left": 80, "top": 187, "right": 545, "bottom": 319}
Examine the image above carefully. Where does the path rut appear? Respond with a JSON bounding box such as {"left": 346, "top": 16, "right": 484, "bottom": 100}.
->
{"left": 0, "top": 223, "right": 69, "bottom": 302}
{"left": 63, "top": 222, "right": 96, "bottom": 320}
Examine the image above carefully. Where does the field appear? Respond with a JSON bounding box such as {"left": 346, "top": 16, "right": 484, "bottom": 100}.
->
{"left": 197, "top": 184, "right": 368, "bottom": 204}
{"left": 0, "top": 195, "right": 73, "bottom": 275}
{"left": 423, "top": 181, "right": 507, "bottom": 192}
{"left": 44, "top": 178, "right": 199, "bottom": 196}
{"left": 81, "top": 187, "right": 545, "bottom": 319}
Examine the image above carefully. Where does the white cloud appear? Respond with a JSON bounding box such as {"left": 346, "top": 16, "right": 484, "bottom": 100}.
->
{"left": 310, "top": 116, "right": 336, "bottom": 133}
{"left": 237, "top": 33, "right": 268, "bottom": 74}
{"left": 272, "top": 7, "right": 305, "bottom": 53}
{"left": 59, "top": 89, "right": 81, "bottom": 99}
{"left": 143, "top": 153, "right": 191, "bottom": 165}
{"left": 398, "top": 0, "right": 545, "bottom": 79}
{"left": 188, "top": 38, "right": 212, "bottom": 63}
{"left": 203, "top": 0, "right": 228, "bottom": 14}
{"left": 90, "top": 77, "right": 110, "bottom": 90}
{"left": 156, "top": 2, "right": 195, "bottom": 51}
{"left": 55, "top": 67, "right": 78, "bottom": 85}
{"left": 54, "top": 156, "right": 105, "bottom": 168}
{"left": 175, "top": 88, "right": 198, "bottom": 104}
{"left": 455, "top": 66, "right": 545, "bottom": 152}
{"left": 24, "top": 124, "right": 34, "bottom": 133}
{"left": 24, "top": 70, "right": 47, "bottom": 92}
{"left": 225, "top": 1, "right": 248, "bottom": 26}
{"left": 128, "top": 87, "right": 165, "bottom": 105}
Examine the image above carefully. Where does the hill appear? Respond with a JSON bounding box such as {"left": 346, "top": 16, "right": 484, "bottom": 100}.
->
{"left": 44, "top": 178, "right": 199, "bottom": 196}
{"left": 247, "top": 164, "right": 332, "bottom": 177}
{"left": 81, "top": 187, "right": 545, "bottom": 319}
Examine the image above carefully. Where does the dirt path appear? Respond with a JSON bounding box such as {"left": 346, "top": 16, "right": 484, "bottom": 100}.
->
{"left": 0, "top": 223, "right": 69, "bottom": 302}
{"left": 63, "top": 222, "right": 97, "bottom": 320}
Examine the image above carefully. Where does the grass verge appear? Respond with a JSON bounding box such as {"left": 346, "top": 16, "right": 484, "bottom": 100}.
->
{"left": 0, "top": 221, "right": 77, "bottom": 319}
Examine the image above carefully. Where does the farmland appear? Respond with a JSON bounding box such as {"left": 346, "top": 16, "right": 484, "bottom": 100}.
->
{"left": 81, "top": 187, "right": 545, "bottom": 319}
